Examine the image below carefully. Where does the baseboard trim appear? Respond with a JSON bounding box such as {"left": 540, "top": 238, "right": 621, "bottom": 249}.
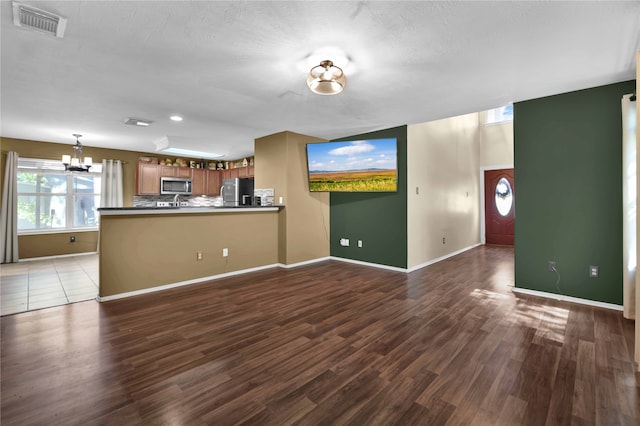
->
{"left": 511, "top": 287, "right": 623, "bottom": 311}
{"left": 97, "top": 246, "right": 487, "bottom": 302}
{"left": 330, "top": 256, "right": 408, "bottom": 273}
{"left": 279, "top": 257, "right": 331, "bottom": 269}
{"left": 406, "top": 243, "right": 483, "bottom": 273}
{"left": 19, "top": 251, "right": 98, "bottom": 262}
{"left": 97, "top": 263, "right": 281, "bottom": 302}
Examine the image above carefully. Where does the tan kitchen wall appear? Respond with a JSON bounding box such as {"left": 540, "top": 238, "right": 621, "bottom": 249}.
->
{"left": 1, "top": 137, "right": 163, "bottom": 258}
{"left": 407, "top": 113, "right": 482, "bottom": 268}
{"left": 99, "top": 211, "right": 279, "bottom": 297}
{"left": 255, "top": 131, "right": 330, "bottom": 265}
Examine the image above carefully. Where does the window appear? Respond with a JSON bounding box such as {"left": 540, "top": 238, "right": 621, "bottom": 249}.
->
{"left": 486, "top": 104, "right": 513, "bottom": 125}
{"left": 495, "top": 177, "right": 513, "bottom": 216}
{"left": 17, "top": 158, "right": 102, "bottom": 233}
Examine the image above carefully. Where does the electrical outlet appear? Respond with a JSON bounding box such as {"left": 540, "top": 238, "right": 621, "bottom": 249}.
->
{"left": 358, "top": 240, "right": 363, "bottom": 248}
{"left": 196, "top": 251, "right": 203, "bottom": 261}
{"left": 548, "top": 261, "right": 557, "bottom": 271}
{"left": 69, "top": 236, "right": 75, "bottom": 243}
{"left": 222, "top": 248, "right": 228, "bottom": 257}
{"left": 442, "top": 237, "right": 445, "bottom": 244}
{"left": 340, "top": 238, "right": 350, "bottom": 247}
{"left": 416, "top": 186, "right": 419, "bottom": 195}
{"left": 589, "top": 265, "right": 599, "bottom": 278}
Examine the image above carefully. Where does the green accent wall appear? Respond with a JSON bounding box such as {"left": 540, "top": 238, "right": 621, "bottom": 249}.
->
{"left": 514, "top": 80, "right": 635, "bottom": 305}
{"left": 330, "top": 126, "right": 408, "bottom": 268}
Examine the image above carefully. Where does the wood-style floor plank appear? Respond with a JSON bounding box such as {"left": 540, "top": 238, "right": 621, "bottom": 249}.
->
{"left": 1, "top": 246, "right": 638, "bottom": 425}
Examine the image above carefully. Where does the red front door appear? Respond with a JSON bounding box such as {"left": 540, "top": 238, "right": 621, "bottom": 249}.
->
{"left": 485, "top": 169, "right": 515, "bottom": 246}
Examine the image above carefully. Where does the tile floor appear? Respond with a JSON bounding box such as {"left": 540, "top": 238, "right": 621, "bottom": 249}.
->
{"left": 1, "top": 254, "right": 98, "bottom": 316}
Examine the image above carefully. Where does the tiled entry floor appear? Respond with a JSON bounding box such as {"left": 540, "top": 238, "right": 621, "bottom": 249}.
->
{"left": 1, "top": 254, "right": 98, "bottom": 316}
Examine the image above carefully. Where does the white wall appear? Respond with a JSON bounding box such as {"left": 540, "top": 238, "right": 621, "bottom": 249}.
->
{"left": 478, "top": 111, "right": 514, "bottom": 167}
{"left": 407, "top": 113, "right": 481, "bottom": 268}
{"left": 407, "top": 111, "right": 513, "bottom": 269}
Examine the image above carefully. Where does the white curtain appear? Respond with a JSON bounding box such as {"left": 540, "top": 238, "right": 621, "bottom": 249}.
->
{"left": 100, "top": 159, "right": 123, "bottom": 207}
{"left": 1, "top": 152, "right": 19, "bottom": 263}
{"left": 623, "top": 94, "right": 636, "bottom": 319}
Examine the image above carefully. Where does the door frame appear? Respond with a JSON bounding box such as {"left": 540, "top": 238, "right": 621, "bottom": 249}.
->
{"left": 480, "top": 164, "right": 514, "bottom": 245}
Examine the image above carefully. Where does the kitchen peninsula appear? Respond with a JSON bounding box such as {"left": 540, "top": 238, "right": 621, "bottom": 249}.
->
{"left": 98, "top": 206, "right": 282, "bottom": 299}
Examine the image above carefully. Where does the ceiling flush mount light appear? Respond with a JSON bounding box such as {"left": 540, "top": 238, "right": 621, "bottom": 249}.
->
{"left": 62, "top": 134, "right": 92, "bottom": 172}
{"left": 307, "top": 60, "right": 346, "bottom": 95}
{"left": 124, "top": 117, "right": 153, "bottom": 127}
{"left": 170, "top": 115, "right": 183, "bottom": 122}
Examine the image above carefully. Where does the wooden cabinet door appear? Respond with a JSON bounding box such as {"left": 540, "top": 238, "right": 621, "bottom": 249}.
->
{"left": 176, "top": 167, "right": 191, "bottom": 178}
{"left": 159, "top": 165, "right": 177, "bottom": 177}
{"left": 136, "top": 163, "right": 160, "bottom": 195}
{"left": 206, "top": 170, "right": 221, "bottom": 195}
{"left": 191, "top": 168, "right": 206, "bottom": 195}
{"left": 246, "top": 165, "right": 254, "bottom": 178}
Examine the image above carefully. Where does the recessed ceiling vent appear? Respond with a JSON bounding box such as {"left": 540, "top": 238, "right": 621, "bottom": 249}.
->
{"left": 12, "top": 2, "right": 67, "bottom": 38}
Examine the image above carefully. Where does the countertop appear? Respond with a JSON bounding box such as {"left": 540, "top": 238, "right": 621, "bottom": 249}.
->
{"left": 98, "top": 205, "right": 283, "bottom": 216}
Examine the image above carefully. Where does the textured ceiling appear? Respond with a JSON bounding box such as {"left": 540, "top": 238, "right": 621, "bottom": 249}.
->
{"left": 1, "top": 1, "right": 639, "bottom": 160}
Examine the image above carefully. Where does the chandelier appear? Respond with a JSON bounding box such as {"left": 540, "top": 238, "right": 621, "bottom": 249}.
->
{"left": 62, "top": 134, "right": 92, "bottom": 172}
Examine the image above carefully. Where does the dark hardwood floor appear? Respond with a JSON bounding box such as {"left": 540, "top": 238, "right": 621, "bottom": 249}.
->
{"left": 1, "top": 246, "right": 637, "bottom": 425}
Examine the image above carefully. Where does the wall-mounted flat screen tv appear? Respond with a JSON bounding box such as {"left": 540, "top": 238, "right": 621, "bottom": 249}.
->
{"left": 306, "top": 138, "right": 397, "bottom": 192}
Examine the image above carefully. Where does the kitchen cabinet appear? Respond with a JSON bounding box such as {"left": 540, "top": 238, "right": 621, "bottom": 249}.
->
{"left": 136, "top": 163, "right": 160, "bottom": 195}
{"left": 192, "top": 169, "right": 221, "bottom": 196}
{"left": 191, "top": 168, "right": 207, "bottom": 195}
{"left": 176, "top": 167, "right": 191, "bottom": 178}
{"left": 238, "top": 165, "right": 254, "bottom": 178}
{"left": 206, "top": 169, "right": 221, "bottom": 195}
{"left": 221, "top": 168, "right": 240, "bottom": 180}
{"left": 136, "top": 162, "right": 248, "bottom": 196}
{"left": 136, "top": 163, "right": 198, "bottom": 195}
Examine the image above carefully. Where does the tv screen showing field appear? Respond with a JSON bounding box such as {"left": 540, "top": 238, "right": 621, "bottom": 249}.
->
{"left": 306, "top": 138, "right": 397, "bottom": 192}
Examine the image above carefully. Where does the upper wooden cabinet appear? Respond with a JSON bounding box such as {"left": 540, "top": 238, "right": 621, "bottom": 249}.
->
{"left": 136, "top": 163, "right": 253, "bottom": 196}
{"left": 206, "top": 170, "right": 221, "bottom": 196}
{"left": 191, "top": 168, "right": 207, "bottom": 195}
{"left": 136, "top": 163, "right": 160, "bottom": 195}
{"left": 219, "top": 166, "right": 254, "bottom": 181}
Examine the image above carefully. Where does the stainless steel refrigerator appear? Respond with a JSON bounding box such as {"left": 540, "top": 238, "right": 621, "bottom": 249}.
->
{"left": 222, "top": 178, "right": 254, "bottom": 206}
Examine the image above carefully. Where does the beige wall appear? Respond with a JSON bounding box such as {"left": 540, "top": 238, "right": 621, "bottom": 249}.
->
{"left": 99, "top": 211, "right": 279, "bottom": 297}
{"left": 407, "top": 113, "right": 481, "bottom": 268}
{"left": 1, "top": 137, "right": 161, "bottom": 258}
{"left": 478, "top": 111, "right": 514, "bottom": 167}
{"left": 255, "top": 131, "right": 330, "bottom": 265}
{"left": 406, "top": 110, "right": 512, "bottom": 268}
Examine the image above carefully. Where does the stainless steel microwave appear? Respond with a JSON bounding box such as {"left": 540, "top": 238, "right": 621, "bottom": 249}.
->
{"left": 160, "top": 177, "right": 192, "bottom": 195}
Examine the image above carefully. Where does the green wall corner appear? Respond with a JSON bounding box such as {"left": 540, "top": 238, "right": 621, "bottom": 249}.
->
{"left": 514, "top": 80, "right": 635, "bottom": 305}
{"left": 330, "top": 126, "right": 408, "bottom": 268}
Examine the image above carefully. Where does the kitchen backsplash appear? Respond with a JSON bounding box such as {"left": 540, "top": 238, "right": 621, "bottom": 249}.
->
{"left": 133, "top": 195, "right": 223, "bottom": 207}
{"left": 133, "top": 189, "right": 274, "bottom": 207}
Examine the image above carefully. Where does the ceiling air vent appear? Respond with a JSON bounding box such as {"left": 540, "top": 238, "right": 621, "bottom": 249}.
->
{"left": 12, "top": 2, "right": 67, "bottom": 38}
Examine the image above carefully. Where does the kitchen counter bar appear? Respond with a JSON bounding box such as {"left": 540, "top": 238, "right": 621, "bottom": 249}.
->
{"left": 98, "top": 206, "right": 282, "bottom": 299}
{"left": 98, "top": 206, "right": 282, "bottom": 216}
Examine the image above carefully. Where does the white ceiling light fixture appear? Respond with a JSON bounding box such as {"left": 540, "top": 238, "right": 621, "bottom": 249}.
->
{"left": 124, "top": 117, "right": 153, "bottom": 127}
{"left": 62, "top": 134, "right": 92, "bottom": 172}
{"left": 307, "top": 60, "right": 347, "bottom": 95}
{"left": 170, "top": 115, "right": 183, "bottom": 122}
{"left": 12, "top": 2, "right": 67, "bottom": 38}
